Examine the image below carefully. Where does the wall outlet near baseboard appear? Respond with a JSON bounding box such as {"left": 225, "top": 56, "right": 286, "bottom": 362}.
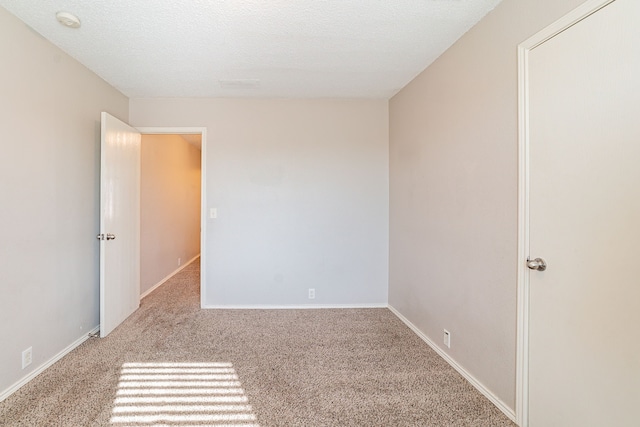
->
{"left": 308, "top": 288, "right": 315, "bottom": 299}
{"left": 443, "top": 330, "right": 451, "bottom": 348}
{"left": 178, "top": 257, "right": 181, "bottom": 266}
{"left": 22, "top": 347, "right": 32, "bottom": 369}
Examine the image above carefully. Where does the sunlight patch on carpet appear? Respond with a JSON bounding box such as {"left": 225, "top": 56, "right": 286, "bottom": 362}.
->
{"left": 110, "top": 362, "right": 260, "bottom": 426}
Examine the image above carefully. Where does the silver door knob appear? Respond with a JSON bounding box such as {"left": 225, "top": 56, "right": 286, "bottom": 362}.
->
{"left": 96, "top": 233, "right": 116, "bottom": 240}
{"left": 527, "top": 258, "right": 547, "bottom": 271}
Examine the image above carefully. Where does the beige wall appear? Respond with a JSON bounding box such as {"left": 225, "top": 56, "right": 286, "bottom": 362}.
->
{"left": 141, "top": 135, "right": 201, "bottom": 295}
{"left": 0, "top": 8, "right": 128, "bottom": 396}
{"left": 130, "top": 98, "right": 389, "bottom": 307}
{"left": 389, "top": 0, "right": 587, "bottom": 412}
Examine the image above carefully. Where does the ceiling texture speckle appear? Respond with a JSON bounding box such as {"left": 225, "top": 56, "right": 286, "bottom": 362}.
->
{"left": 0, "top": 0, "right": 502, "bottom": 99}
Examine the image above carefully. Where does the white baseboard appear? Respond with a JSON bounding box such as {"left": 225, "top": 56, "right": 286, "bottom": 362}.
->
{"left": 140, "top": 254, "right": 200, "bottom": 300}
{"left": 202, "top": 303, "right": 388, "bottom": 309}
{"left": 388, "top": 305, "right": 517, "bottom": 423}
{"left": 0, "top": 325, "right": 100, "bottom": 403}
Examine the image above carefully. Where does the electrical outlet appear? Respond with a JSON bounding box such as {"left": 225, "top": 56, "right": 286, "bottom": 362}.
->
{"left": 443, "top": 330, "right": 451, "bottom": 348}
{"left": 178, "top": 257, "right": 181, "bottom": 266}
{"left": 22, "top": 347, "right": 32, "bottom": 369}
{"left": 308, "top": 288, "right": 315, "bottom": 299}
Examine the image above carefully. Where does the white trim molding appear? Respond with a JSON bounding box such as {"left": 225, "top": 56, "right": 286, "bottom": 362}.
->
{"left": 135, "top": 126, "right": 208, "bottom": 309}
{"left": 515, "top": 1, "right": 614, "bottom": 425}
{"left": 0, "top": 326, "right": 100, "bottom": 402}
{"left": 140, "top": 254, "right": 200, "bottom": 299}
{"left": 388, "top": 305, "right": 516, "bottom": 423}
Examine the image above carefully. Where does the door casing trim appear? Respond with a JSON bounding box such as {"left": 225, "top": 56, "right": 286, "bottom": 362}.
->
{"left": 516, "top": 1, "right": 615, "bottom": 425}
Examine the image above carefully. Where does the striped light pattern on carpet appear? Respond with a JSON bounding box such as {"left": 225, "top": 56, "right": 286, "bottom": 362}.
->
{"left": 111, "top": 362, "right": 259, "bottom": 426}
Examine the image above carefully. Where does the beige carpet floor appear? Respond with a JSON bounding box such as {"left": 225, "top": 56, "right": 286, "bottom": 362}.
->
{"left": 0, "top": 259, "right": 515, "bottom": 426}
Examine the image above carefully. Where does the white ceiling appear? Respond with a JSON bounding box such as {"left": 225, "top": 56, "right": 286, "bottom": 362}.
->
{"left": 0, "top": 0, "right": 502, "bottom": 99}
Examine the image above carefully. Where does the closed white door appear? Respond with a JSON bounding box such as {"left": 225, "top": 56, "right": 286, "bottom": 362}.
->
{"left": 527, "top": 0, "right": 640, "bottom": 425}
{"left": 99, "top": 112, "right": 141, "bottom": 337}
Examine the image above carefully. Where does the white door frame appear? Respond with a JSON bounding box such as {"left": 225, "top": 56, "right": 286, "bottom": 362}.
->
{"left": 516, "top": 1, "right": 615, "bottom": 425}
{"left": 137, "top": 126, "right": 208, "bottom": 308}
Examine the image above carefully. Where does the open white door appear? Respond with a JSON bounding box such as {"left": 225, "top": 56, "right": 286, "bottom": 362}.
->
{"left": 99, "top": 112, "right": 141, "bottom": 337}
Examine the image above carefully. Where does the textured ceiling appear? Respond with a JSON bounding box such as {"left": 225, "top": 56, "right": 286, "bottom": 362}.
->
{"left": 0, "top": 0, "right": 502, "bottom": 99}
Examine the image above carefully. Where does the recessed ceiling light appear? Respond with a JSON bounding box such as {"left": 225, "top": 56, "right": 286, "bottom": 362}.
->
{"left": 56, "top": 12, "right": 81, "bottom": 29}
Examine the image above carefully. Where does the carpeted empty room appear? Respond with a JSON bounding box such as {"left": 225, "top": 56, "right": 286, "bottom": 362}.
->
{"left": 0, "top": 259, "right": 514, "bottom": 426}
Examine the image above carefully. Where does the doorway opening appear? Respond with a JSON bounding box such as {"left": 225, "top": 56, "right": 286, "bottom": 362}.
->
{"left": 138, "top": 127, "right": 207, "bottom": 308}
